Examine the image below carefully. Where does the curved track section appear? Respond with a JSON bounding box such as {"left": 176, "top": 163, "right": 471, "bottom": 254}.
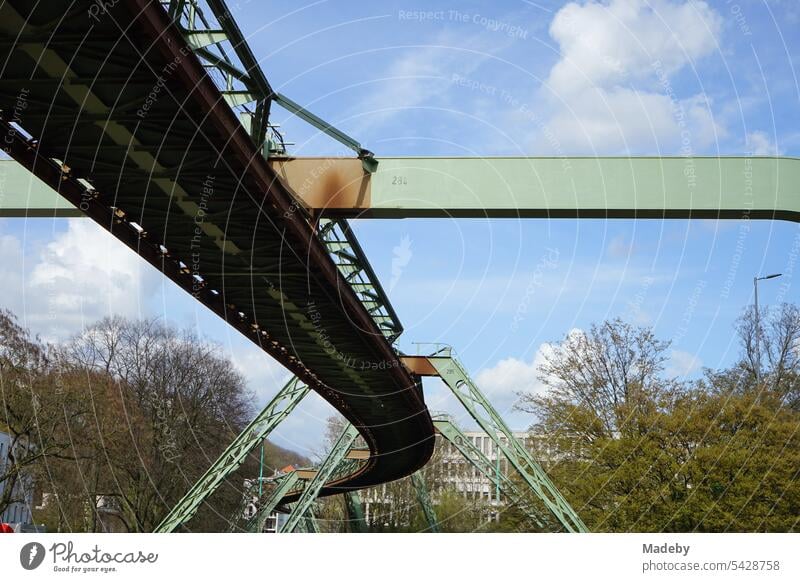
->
{"left": 0, "top": 0, "right": 434, "bottom": 496}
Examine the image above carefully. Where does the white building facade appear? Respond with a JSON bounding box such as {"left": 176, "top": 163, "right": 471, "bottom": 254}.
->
{"left": 363, "top": 430, "right": 556, "bottom": 525}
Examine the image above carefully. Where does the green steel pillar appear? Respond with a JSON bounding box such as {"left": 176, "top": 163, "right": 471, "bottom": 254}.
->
{"left": 496, "top": 449, "right": 501, "bottom": 503}
{"left": 433, "top": 418, "right": 546, "bottom": 529}
{"left": 292, "top": 505, "right": 320, "bottom": 533}
{"left": 410, "top": 471, "right": 440, "bottom": 533}
{"left": 344, "top": 491, "right": 368, "bottom": 533}
{"left": 279, "top": 423, "right": 360, "bottom": 532}
{"left": 258, "top": 442, "right": 265, "bottom": 497}
{"left": 248, "top": 472, "right": 301, "bottom": 533}
{"left": 154, "top": 377, "right": 310, "bottom": 532}
{"left": 430, "top": 353, "right": 588, "bottom": 533}
{"left": 291, "top": 503, "right": 320, "bottom": 533}
{"left": 302, "top": 507, "right": 320, "bottom": 533}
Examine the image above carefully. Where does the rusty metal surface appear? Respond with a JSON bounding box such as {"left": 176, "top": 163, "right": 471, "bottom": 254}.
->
{"left": 269, "top": 157, "right": 372, "bottom": 213}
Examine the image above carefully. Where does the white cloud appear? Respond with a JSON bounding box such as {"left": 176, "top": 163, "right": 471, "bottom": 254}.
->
{"left": 544, "top": 88, "right": 721, "bottom": 152}
{"left": 535, "top": 0, "right": 724, "bottom": 154}
{"left": 389, "top": 234, "right": 413, "bottom": 292}
{"left": 21, "top": 219, "right": 161, "bottom": 339}
{"left": 425, "top": 334, "right": 701, "bottom": 432}
{"left": 548, "top": 0, "right": 721, "bottom": 95}
{"left": 473, "top": 335, "right": 582, "bottom": 408}
{"left": 427, "top": 332, "right": 584, "bottom": 429}
{"left": 475, "top": 349, "right": 549, "bottom": 402}
{"left": 667, "top": 348, "right": 702, "bottom": 377}
{"left": 0, "top": 229, "right": 24, "bottom": 299}
{"left": 421, "top": 344, "right": 561, "bottom": 432}
{"left": 746, "top": 131, "right": 779, "bottom": 155}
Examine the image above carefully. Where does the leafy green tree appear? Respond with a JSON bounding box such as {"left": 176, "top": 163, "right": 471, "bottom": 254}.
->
{"left": 408, "top": 487, "right": 492, "bottom": 532}
{"left": 517, "top": 318, "right": 673, "bottom": 440}
{"left": 515, "top": 317, "right": 800, "bottom": 532}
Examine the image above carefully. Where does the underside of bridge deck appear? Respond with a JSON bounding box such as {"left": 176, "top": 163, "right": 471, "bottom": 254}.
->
{"left": 0, "top": 0, "right": 434, "bottom": 496}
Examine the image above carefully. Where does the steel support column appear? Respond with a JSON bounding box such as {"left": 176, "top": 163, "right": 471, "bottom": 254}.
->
{"left": 410, "top": 471, "right": 440, "bottom": 533}
{"left": 279, "top": 423, "right": 360, "bottom": 532}
{"left": 294, "top": 505, "right": 320, "bottom": 533}
{"left": 155, "top": 377, "right": 310, "bottom": 532}
{"left": 434, "top": 418, "right": 546, "bottom": 530}
{"left": 422, "top": 350, "right": 588, "bottom": 532}
{"left": 247, "top": 472, "right": 301, "bottom": 533}
{"left": 344, "top": 491, "right": 368, "bottom": 533}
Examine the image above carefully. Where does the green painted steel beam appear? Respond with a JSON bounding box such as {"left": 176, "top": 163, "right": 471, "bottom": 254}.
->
{"left": 370, "top": 157, "right": 800, "bottom": 221}
{"left": 433, "top": 418, "right": 547, "bottom": 530}
{"left": 0, "top": 161, "right": 82, "bottom": 217}
{"left": 317, "top": 218, "right": 404, "bottom": 343}
{"left": 410, "top": 471, "right": 440, "bottom": 533}
{"left": 168, "top": 3, "right": 375, "bottom": 168}
{"left": 272, "top": 156, "right": 800, "bottom": 220}
{"left": 367, "top": 156, "right": 800, "bottom": 219}
{"left": 429, "top": 351, "right": 588, "bottom": 533}
{"left": 163, "top": 0, "right": 275, "bottom": 152}
{"left": 344, "top": 491, "right": 368, "bottom": 533}
{"left": 304, "top": 507, "right": 320, "bottom": 533}
{"left": 184, "top": 30, "right": 228, "bottom": 49}
{"left": 279, "top": 423, "right": 360, "bottom": 533}
{"left": 248, "top": 472, "right": 301, "bottom": 533}
{"left": 222, "top": 90, "right": 258, "bottom": 107}
{"left": 154, "top": 377, "right": 310, "bottom": 532}
{"left": 294, "top": 505, "right": 320, "bottom": 533}
{"left": 273, "top": 92, "right": 376, "bottom": 170}
{"left": 7, "top": 157, "right": 798, "bottom": 221}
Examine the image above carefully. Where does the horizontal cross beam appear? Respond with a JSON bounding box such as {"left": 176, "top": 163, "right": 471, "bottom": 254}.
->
{"left": 267, "top": 156, "right": 800, "bottom": 220}
{"left": 5, "top": 157, "right": 798, "bottom": 221}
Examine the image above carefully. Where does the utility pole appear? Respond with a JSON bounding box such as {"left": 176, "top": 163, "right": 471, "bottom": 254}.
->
{"left": 754, "top": 273, "right": 782, "bottom": 382}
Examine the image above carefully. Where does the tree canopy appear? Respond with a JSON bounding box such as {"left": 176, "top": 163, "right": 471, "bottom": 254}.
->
{"left": 515, "top": 313, "right": 800, "bottom": 532}
{"left": 0, "top": 310, "right": 307, "bottom": 532}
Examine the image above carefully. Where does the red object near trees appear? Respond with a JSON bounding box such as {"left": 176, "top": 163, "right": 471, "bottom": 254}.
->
{"left": 0, "top": 523, "right": 14, "bottom": 533}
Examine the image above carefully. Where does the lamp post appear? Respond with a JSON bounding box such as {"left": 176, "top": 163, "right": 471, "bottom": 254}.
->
{"left": 754, "top": 273, "right": 782, "bottom": 382}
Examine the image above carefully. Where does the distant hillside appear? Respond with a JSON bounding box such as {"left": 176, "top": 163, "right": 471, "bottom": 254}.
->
{"left": 262, "top": 440, "right": 311, "bottom": 473}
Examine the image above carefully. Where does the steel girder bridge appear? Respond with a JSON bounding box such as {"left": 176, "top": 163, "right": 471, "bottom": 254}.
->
{"left": 0, "top": 0, "right": 433, "bottom": 509}
{"left": 1, "top": 0, "right": 796, "bottom": 533}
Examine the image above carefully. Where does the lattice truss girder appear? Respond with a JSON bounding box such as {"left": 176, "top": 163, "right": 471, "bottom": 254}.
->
{"left": 433, "top": 418, "right": 547, "bottom": 530}
{"left": 164, "top": 1, "right": 401, "bottom": 340}
{"left": 410, "top": 471, "right": 440, "bottom": 533}
{"left": 279, "top": 423, "right": 361, "bottom": 532}
{"left": 428, "top": 354, "right": 588, "bottom": 533}
{"left": 155, "top": 377, "right": 310, "bottom": 532}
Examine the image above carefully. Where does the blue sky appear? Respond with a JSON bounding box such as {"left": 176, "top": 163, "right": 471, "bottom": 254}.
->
{"left": 1, "top": 0, "right": 799, "bottom": 457}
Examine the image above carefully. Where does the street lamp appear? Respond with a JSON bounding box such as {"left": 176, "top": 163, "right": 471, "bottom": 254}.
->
{"left": 754, "top": 273, "right": 782, "bottom": 382}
